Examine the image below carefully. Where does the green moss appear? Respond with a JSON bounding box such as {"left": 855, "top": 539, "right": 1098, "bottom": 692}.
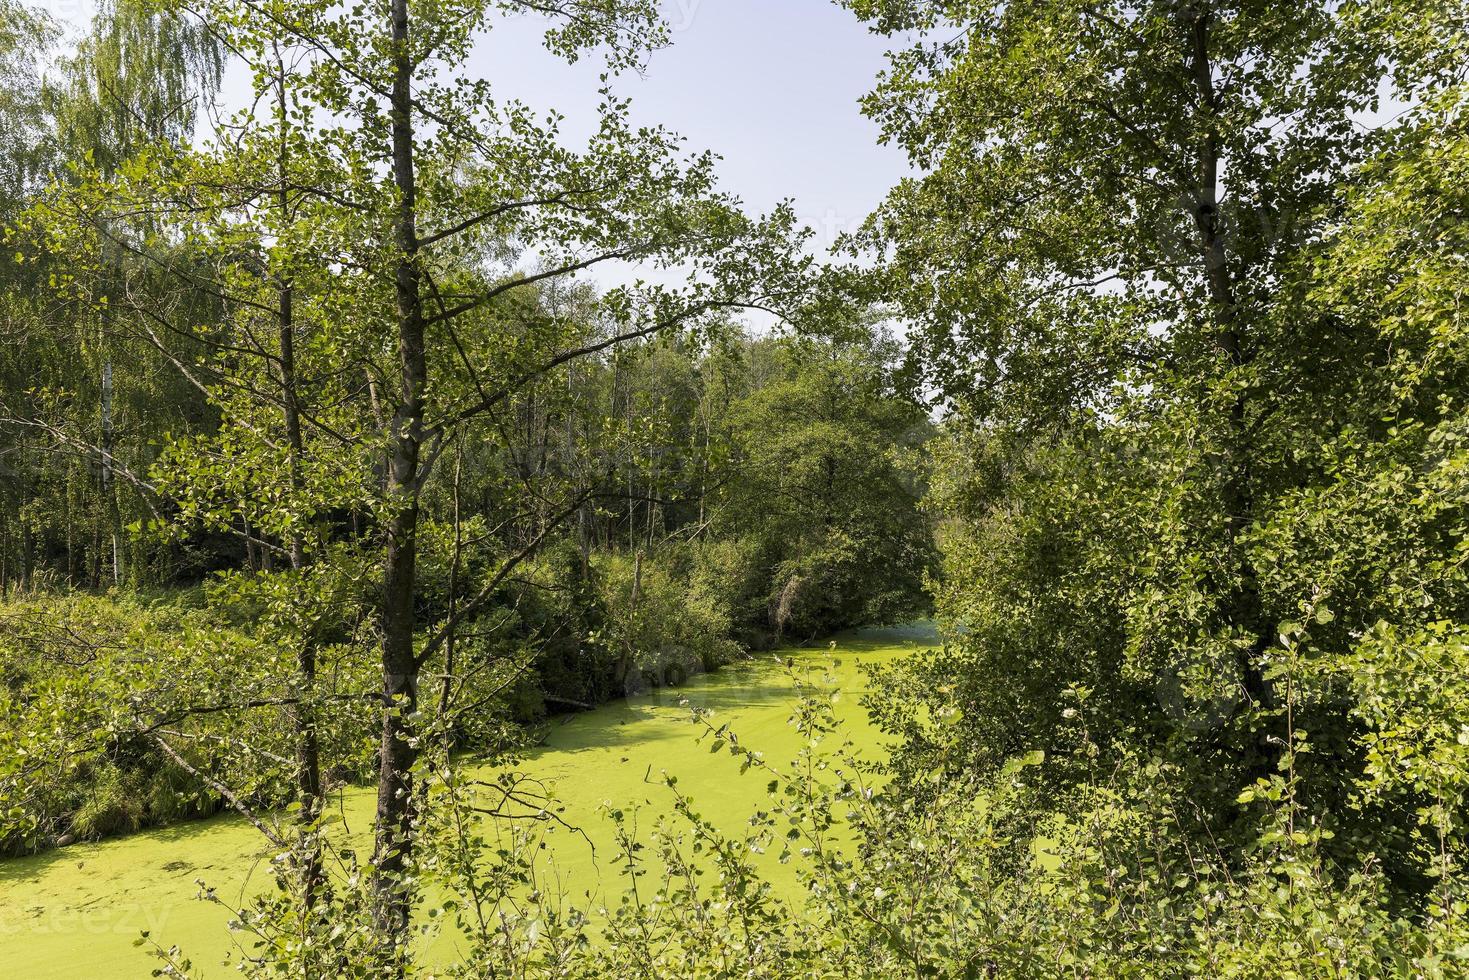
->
{"left": 0, "top": 625, "right": 930, "bottom": 978}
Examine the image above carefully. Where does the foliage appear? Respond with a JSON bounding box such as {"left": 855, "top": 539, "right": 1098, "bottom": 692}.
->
{"left": 596, "top": 547, "right": 744, "bottom": 692}
{"left": 157, "top": 673, "right": 1469, "bottom": 978}
{"left": 716, "top": 333, "right": 937, "bottom": 641}
{"left": 5, "top": 0, "right": 1467, "bottom": 972}
{"left": 841, "top": 0, "right": 1469, "bottom": 904}
{"left": 0, "top": 589, "right": 375, "bottom": 855}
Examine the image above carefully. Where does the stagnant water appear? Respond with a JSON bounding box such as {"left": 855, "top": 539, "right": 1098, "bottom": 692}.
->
{"left": 0, "top": 624, "right": 934, "bottom": 978}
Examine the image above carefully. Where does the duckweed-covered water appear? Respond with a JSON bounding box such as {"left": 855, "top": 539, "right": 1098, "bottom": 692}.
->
{"left": 0, "top": 625, "right": 934, "bottom": 978}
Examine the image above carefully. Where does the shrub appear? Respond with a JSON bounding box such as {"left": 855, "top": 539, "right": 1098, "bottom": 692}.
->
{"left": 597, "top": 548, "right": 744, "bottom": 696}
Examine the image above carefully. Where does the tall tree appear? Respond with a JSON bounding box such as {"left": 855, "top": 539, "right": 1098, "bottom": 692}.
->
{"left": 845, "top": 0, "right": 1465, "bottom": 832}
{"left": 35, "top": 0, "right": 808, "bottom": 955}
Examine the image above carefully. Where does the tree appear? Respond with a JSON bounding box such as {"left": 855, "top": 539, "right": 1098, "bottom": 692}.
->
{"left": 716, "top": 332, "right": 935, "bottom": 641}
{"left": 31, "top": 0, "right": 809, "bottom": 955}
{"left": 845, "top": 0, "right": 1469, "bottom": 858}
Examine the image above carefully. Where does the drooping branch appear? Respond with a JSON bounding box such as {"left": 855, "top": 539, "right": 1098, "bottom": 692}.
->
{"left": 147, "top": 732, "right": 287, "bottom": 848}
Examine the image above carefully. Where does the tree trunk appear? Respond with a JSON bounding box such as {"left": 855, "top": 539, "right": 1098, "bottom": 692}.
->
{"left": 101, "top": 353, "right": 121, "bottom": 586}
{"left": 274, "top": 50, "right": 324, "bottom": 906}
{"left": 373, "top": 0, "right": 428, "bottom": 947}
{"left": 1184, "top": 6, "right": 1274, "bottom": 723}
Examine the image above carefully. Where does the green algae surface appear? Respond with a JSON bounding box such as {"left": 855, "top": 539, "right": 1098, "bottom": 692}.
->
{"left": 0, "top": 624, "right": 934, "bottom": 978}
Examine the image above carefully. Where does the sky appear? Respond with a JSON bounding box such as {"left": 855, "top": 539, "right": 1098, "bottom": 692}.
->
{"left": 46, "top": 0, "right": 911, "bottom": 294}
{"left": 467, "top": 1, "right": 911, "bottom": 257}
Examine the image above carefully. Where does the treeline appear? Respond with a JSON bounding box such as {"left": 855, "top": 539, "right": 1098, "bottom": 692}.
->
{"left": 1, "top": 314, "right": 932, "bottom": 643}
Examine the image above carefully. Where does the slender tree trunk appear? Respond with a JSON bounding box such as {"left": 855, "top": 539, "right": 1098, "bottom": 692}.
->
{"left": 698, "top": 407, "right": 711, "bottom": 536}
{"left": 437, "top": 441, "right": 463, "bottom": 755}
{"left": 373, "top": 0, "right": 428, "bottom": 945}
{"left": 18, "top": 460, "right": 34, "bottom": 590}
{"left": 568, "top": 365, "right": 590, "bottom": 575}
{"left": 280, "top": 271, "right": 325, "bottom": 903}
{"left": 101, "top": 351, "right": 121, "bottom": 585}
{"left": 65, "top": 461, "right": 77, "bottom": 586}
{"left": 1184, "top": 7, "right": 1273, "bottom": 720}
{"left": 92, "top": 346, "right": 107, "bottom": 586}
{"left": 273, "top": 49, "right": 324, "bottom": 907}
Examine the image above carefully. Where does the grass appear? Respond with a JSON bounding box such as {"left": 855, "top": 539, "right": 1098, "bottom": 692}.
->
{"left": 0, "top": 624, "right": 933, "bottom": 978}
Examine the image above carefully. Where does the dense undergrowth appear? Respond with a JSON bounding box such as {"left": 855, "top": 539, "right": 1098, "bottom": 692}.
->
{"left": 0, "top": 522, "right": 932, "bottom": 857}
{"left": 133, "top": 670, "right": 1469, "bottom": 979}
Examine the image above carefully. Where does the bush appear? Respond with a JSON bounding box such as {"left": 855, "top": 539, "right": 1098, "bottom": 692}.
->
{"left": 597, "top": 548, "right": 744, "bottom": 695}
{"left": 0, "top": 588, "right": 375, "bottom": 854}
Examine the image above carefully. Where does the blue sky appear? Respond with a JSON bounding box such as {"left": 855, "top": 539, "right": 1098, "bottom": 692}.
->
{"left": 470, "top": 2, "right": 910, "bottom": 255}
{"left": 50, "top": 0, "right": 908, "bottom": 289}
